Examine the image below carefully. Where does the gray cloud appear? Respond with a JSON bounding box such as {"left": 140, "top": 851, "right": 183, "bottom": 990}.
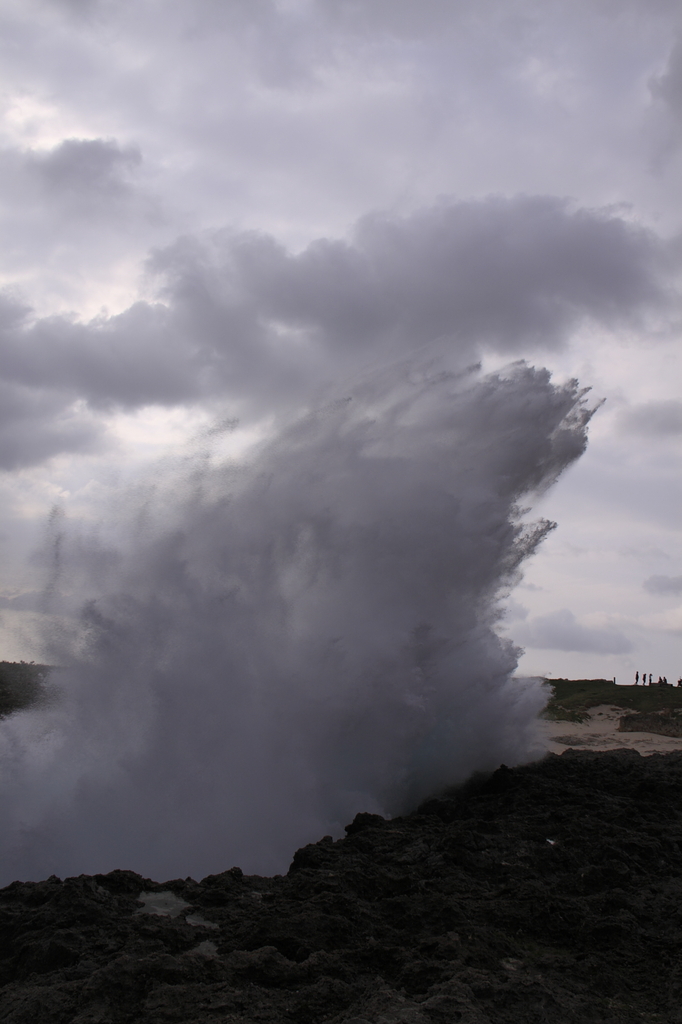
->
{"left": 619, "top": 399, "right": 682, "bottom": 436}
{"left": 502, "top": 598, "right": 529, "bottom": 622}
{"left": 0, "top": 195, "right": 672, "bottom": 469}
{"left": 321, "top": 0, "right": 680, "bottom": 43}
{"left": 643, "top": 574, "right": 682, "bottom": 594}
{"left": 215, "top": 197, "right": 668, "bottom": 353}
{"left": 0, "top": 591, "right": 44, "bottom": 612}
{"left": 0, "top": 379, "right": 105, "bottom": 471}
{"left": 0, "top": 137, "right": 162, "bottom": 322}
{"left": 35, "top": 138, "right": 142, "bottom": 203}
{"left": 1, "top": 0, "right": 678, "bottom": 319}
{"left": 651, "top": 37, "right": 682, "bottom": 125}
{"left": 3, "top": 1, "right": 678, "bottom": 265}
{"left": 0, "top": 138, "right": 143, "bottom": 219}
{"left": 514, "top": 608, "right": 633, "bottom": 654}
{"left": 0, "top": 299, "right": 198, "bottom": 410}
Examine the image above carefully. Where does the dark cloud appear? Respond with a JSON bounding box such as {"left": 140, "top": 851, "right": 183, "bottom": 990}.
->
{"left": 514, "top": 608, "right": 633, "bottom": 654}
{"left": 0, "top": 380, "right": 105, "bottom": 471}
{"left": 0, "top": 138, "right": 143, "bottom": 217}
{"left": 211, "top": 197, "right": 669, "bottom": 356}
{"left": 619, "top": 399, "right": 682, "bottom": 435}
{"left": 0, "top": 302, "right": 198, "bottom": 409}
{"left": 0, "top": 195, "right": 674, "bottom": 469}
{"left": 0, "top": 294, "right": 31, "bottom": 331}
{"left": 643, "top": 574, "right": 682, "bottom": 594}
{"left": 35, "top": 138, "right": 142, "bottom": 202}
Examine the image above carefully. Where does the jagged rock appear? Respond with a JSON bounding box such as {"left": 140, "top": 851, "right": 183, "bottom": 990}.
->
{"left": 2, "top": 749, "right": 682, "bottom": 1022}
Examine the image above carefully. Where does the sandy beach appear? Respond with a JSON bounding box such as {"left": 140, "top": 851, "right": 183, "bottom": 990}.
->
{"left": 538, "top": 704, "right": 682, "bottom": 756}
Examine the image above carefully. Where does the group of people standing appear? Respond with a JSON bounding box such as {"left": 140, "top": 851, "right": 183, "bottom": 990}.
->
{"left": 634, "top": 672, "right": 682, "bottom": 687}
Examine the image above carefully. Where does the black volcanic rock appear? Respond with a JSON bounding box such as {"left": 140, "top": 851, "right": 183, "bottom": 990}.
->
{"left": 2, "top": 749, "right": 682, "bottom": 1022}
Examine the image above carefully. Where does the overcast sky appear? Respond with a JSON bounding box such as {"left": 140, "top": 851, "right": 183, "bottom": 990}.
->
{"left": 0, "top": 0, "right": 681, "bottom": 682}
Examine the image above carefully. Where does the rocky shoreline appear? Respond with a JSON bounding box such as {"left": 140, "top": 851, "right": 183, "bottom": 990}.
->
{"left": 2, "top": 748, "right": 682, "bottom": 1023}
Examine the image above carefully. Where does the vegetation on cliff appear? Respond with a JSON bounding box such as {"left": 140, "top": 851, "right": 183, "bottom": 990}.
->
{"left": 0, "top": 662, "right": 53, "bottom": 718}
{"left": 543, "top": 677, "right": 682, "bottom": 723}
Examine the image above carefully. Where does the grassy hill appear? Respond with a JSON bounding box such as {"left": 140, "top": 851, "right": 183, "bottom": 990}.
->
{"left": 543, "top": 677, "right": 682, "bottom": 723}
{"left": 0, "top": 661, "right": 53, "bottom": 718}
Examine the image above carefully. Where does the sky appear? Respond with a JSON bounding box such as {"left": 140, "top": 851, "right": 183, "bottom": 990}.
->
{"left": 0, "top": 0, "right": 681, "bottom": 683}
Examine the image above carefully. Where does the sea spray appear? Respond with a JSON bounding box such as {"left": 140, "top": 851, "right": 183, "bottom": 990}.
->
{"left": 0, "top": 356, "right": 592, "bottom": 883}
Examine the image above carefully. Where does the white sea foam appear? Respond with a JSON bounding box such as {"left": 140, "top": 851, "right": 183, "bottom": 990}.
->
{"left": 0, "top": 353, "right": 592, "bottom": 884}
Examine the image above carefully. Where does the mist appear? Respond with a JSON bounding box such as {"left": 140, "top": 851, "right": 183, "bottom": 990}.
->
{"left": 0, "top": 352, "right": 592, "bottom": 884}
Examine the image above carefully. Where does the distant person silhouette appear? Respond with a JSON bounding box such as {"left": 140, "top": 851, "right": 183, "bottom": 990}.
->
{"left": 677, "top": 678, "right": 682, "bottom": 687}
{"left": 635, "top": 671, "right": 639, "bottom": 684}
{"left": 649, "top": 674, "right": 653, "bottom": 684}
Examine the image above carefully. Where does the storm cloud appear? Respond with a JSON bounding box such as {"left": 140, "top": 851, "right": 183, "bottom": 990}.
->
{"left": 0, "top": 195, "right": 672, "bottom": 469}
